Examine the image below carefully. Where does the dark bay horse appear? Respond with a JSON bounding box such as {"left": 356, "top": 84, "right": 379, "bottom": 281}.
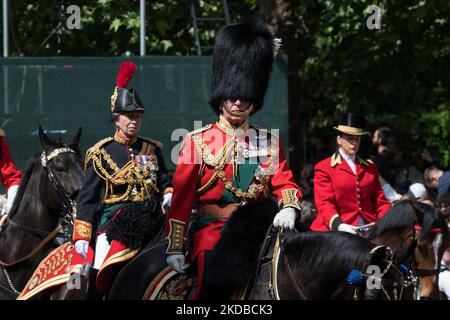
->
{"left": 248, "top": 229, "right": 406, "bottom": 300}
{"left": 107, "top": 200, "right": 407, "bottom": 300}
{"left": 0, "top": 126, "right": 83, "bottom": 299}
{"left": 366, "top": 200, "right": 450, "bottom": 299}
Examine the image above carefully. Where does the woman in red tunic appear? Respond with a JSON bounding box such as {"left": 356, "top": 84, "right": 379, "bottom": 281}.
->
{"left": 310, "top": 113, "right": 391, "bottom": 233}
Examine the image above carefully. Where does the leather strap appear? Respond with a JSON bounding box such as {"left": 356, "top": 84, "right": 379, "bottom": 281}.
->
{"left": 0, "top": 223, "right": 62, "bottom": 267}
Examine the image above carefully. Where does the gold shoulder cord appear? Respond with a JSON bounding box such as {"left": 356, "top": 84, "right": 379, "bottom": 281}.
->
{"left": 193, "top": 134, "right": 235, "bottom": 195}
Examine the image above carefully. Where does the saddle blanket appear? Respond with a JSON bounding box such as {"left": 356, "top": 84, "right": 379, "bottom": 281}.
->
{"left": 17, "top": 242, "right": 94, "bottom": 300}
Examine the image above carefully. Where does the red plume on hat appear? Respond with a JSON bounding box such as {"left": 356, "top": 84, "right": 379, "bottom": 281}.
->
{"left": 116, "top": 61, "right": 137, "bottom": 88}
{"left": 111, "top": 61, "right": 144, "bottom": 114}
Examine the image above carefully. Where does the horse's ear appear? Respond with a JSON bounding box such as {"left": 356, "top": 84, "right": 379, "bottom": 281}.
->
{"left": 67, "top": 127, "right": 82, "bottom": 148}
{"left": 38, "top": 125, "right": 53, "bottom": 149}
{"left": 408, "top": 200, "right": 425, "bottom": 225}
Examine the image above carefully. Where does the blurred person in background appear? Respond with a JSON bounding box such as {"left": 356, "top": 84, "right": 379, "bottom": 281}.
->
{"left": 0, "top": 129, "right": 21, "bottom": 216}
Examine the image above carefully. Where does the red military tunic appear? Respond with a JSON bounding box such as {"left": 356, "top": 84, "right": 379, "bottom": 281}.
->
{"left": 0, "top": 133, "right": 21, "bottom": 190}
{"left": 165, "top": 118, "right": 302, "bottom": 298}
{"left": 166, "top": 119, "right": 302, "bottom": 252}
{"left": 310, "top": 152, "right": 390, "bottom": 231}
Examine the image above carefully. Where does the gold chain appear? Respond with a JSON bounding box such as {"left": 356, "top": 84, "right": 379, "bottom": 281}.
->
{"left": 192, "top": 131, "right": 275, "bottom": 205}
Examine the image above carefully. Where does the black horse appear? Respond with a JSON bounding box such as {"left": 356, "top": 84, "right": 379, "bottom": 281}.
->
{"left": 0, "top": 126, "right": 83, "bottom": 299}
{"left": 107, "top": 200, "right": 407, "bottom": 300}
{"left": 365, "top": 200, "right": 450, "bottom": 299}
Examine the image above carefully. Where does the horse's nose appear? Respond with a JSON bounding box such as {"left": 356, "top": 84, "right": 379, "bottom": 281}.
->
{"left": 70, "top": 189, "right": 80, "bottom": 201}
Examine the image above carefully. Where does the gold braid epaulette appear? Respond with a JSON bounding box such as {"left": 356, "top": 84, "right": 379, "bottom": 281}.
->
{"left": 189, "top": 123, "right": 274, "bottom": 204}
{"left": 84, "top": 137, "right": 114, "bottom": 170}
{"left": 186, "top": 124, "right": 213, "bottom": 139}
{"left": 139, "top": 136, "right": 164, "bottom": 149}
{"left": 185, "top": 124, "right": 232, "bottom": 195}
{"left": 0, "top": 129, "right": 5, "bottom": 137}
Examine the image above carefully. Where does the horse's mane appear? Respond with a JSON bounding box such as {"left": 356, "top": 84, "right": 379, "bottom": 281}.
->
{"left": 283, "top": 231, "right": 375, "bottom": 271}
{"left": 7, "top": 154, "right": 41, "bottom": 219}
{"left": 368, "top": 200, "right": 447, "bottom": 238}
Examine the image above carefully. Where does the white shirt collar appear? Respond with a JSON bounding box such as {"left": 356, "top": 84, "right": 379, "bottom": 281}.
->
{"left": 339, "top": 148, "right": 357, "bottom": 174}
{"left": 339, "top": 148, "right": 356, "bottom": 163}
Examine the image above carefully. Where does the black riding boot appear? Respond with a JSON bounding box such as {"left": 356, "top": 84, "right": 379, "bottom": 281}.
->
{"left": 87, "top": 268, "right": 103, "bottom": 300}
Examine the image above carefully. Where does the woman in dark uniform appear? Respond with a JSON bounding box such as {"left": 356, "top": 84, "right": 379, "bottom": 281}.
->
{"left": 72, "top": 61, "right": 172, "bottom": 296}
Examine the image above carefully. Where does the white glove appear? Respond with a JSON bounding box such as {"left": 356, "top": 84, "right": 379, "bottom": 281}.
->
{"left": 273, "top": 207, "right": 297, "bottom": 230}
{"left": 162, "top": 192, "right": 172, "bottom": 209}
{"left": 2, "top": 185, "right": 18, "bottom": 215}
{"left": 74, "top": 240, "right": 89, "bottom": 258}
{"left": 166, "top": 254, "right": 186, "bottom": 274}
{"left": 337, "top": 223, "right": 358, "bottom": 235}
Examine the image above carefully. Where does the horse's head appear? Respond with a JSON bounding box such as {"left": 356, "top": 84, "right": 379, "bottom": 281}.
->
{"left": 367, "top": 199, "right": 450, "bottom": 299}
{"left": 359, "top": 246, "right": 405, "bottom": 300}
{"left": 409, "top": 201, "right": 450, "bottom": 299}
{"left": 367, "top": 201, "right": 417, "bottom": 253}
{"left": 38, "top": 126, "right": 84, "bottom": 212}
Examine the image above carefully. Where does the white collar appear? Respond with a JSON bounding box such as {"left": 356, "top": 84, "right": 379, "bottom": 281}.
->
{"left": 339, "top": 148, "right": 356, "bottom": 163}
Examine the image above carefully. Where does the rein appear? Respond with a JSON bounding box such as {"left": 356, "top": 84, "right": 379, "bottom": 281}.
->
{"left": 279, "top": 234, "right": 308, "bottom": 299}
{"left": 266, "top": 229, "right": 308, "bottom": 300}
{"left": 0, "top": 224, "right": 61, "bottom": 267}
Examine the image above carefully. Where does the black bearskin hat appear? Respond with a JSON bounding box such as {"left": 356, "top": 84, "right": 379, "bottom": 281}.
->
{"left": 209, "top": 21, "right": 275, "bottom": 114}
{"left": 110, "top": 61, "right": 145, "bottom": 114}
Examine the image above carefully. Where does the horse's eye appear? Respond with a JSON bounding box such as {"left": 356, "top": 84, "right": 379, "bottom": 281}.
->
{"left": 55, "top": 167, "right": 65, "bottom": 173}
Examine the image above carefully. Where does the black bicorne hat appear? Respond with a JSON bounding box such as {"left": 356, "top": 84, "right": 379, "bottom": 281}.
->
{"left": 110, "top": 61, "right": 145, "bottom": 114}
{"left": 209, "top": 21, "right": 276, "bottom": 115}
{"left": 334, "top": 112, "right": 369, "bottom": 136}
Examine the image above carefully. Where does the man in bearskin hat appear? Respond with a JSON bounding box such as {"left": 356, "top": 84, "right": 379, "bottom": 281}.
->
{"left": 72, "top": 61, "right": 172, "bottom": 298}
{"left": 165, "top": 21, "right": 302, "bottom": 299}
{"left": 310, "top": 112, "right": 391, "bottom": 233}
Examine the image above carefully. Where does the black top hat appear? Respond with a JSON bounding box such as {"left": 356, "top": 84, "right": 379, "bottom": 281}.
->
{"left": 110, "top": 61, "right": 145, "bottom": 114}
{"left": 334, "top": 113, "right": 369, "bottom": 136}
{"left": 209, "top": 21, "right": 275, "bottom": 115}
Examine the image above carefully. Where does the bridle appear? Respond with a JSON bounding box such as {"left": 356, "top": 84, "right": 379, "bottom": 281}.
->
{"left": 405, "top": 201, "right": 446, "bottom": 299}
{"left": 0, "top": 147, "right": 79, "bottom": 298}
{"left": 412, "top": 225, "right": 443, "bottom": 277}
{"left": 266, "top": 230, "right": 403, "bottom": 300}
{"left": 351, "top": 246, "right": 405, "bottom": 300}
{"left": 40, "top": 147, "right": 78, "bottom": 229}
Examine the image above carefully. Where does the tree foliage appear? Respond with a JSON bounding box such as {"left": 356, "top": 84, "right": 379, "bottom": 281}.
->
{"left": 290, "top": 0, "right": 450, "bottom": 167}
{"left": 5, "top": 0, "right": 450, "bottom": 166}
